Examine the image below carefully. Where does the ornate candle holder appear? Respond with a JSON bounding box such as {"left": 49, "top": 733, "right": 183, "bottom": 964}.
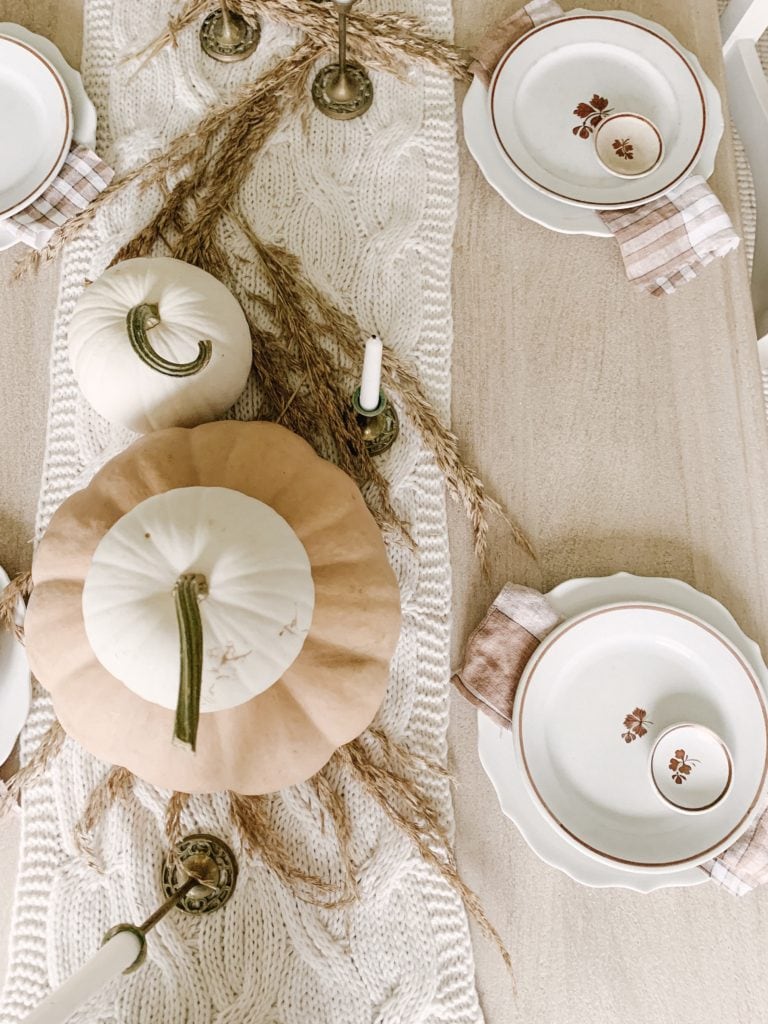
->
{"left": 200, "top": 0, "right": 260, "bottom": 62}
{"left": 352, "top": 387, "right": 399, "bottom": 456}
{"left": 312, "top": 0, "right": 373, "bottom": 121}
{"left": 105, "top": 834, "right": 238, "bottom": 972}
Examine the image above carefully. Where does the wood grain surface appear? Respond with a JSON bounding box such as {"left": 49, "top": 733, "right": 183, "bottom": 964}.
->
{"left": 2, "top": 2, "right": 768, "bottom": 1021}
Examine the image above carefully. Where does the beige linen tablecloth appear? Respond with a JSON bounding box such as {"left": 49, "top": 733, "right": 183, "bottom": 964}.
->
{"left": 3, "top": 1, "right": 768, "bottom": 1022}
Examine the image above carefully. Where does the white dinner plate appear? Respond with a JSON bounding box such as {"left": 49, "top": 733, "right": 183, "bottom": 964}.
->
{"left": 489, "top": 12, "right": 706, "bottom": 209}
{"left": 464, "top": 10, "right": 723, "bottom": 235}
{"left": 0, "top": 24, "right": 96, "bottom": 251}
{"left": 0, "top": 566, "right": 31, "bottom": 766}
{"left": 515, "top": 602, "right": 768, "bottom": 872}
{"left": 478, "top": 573, "right": 768, "bottom": 891}
{"left": 0, "top": 34, "right": 72, "bottom": 220}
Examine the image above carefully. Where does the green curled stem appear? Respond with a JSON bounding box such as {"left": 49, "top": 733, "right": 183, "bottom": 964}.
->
{"left": 173, "top": 573, "right": 208, "bottom": 752}
{"left": 127, "top": 303, "right": 212, "bottom": 377}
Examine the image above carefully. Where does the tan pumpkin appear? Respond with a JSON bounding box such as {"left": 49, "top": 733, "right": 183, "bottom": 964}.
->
{"left": 25, "top": 421, "right": 401, "bottom": 795}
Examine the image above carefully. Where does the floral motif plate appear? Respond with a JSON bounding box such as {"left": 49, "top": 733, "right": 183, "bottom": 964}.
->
{"left": 0, "top": 24, "right": 97, "bottom": 251}
{"left": 515, "top": 602, "right": 768, "bottom": 872}
{"left": 489, "top": 12, "right": 707, "bottom": 209}
{"left": 478, "top": 574, "right": 768, "bottom": 890}
{"left": 463, "top": 11, "right": 723, "bottom": 236}
{"left": 0, "top": 35, "right": 72, "bottom": 220}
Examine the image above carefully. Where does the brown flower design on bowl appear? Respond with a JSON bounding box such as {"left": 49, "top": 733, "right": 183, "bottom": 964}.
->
{"left": 612, "top": 138, "right": 634, "bottom": 160}
{"left": 669, "top": 749, "right": 700, "bottom": 784}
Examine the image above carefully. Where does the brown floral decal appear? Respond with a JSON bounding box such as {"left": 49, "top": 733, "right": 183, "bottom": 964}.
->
{"left": 612, "top": 138, "right": 634, "bottom": 160}
{"left": 669, "top": 749, "right": 700, "bottom": 784}
{"left": 572, "top": 94, "right": 613, "bottom": 139}
{"left": 621, "top": 707, "right": 652, "bottom": 744}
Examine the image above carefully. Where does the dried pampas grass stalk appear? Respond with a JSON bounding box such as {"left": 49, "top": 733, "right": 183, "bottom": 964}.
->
{"left": 0, "top": 720, "right": 66, "bottom": 816}
{"left": 229, "top": 792, "right": 358, "bottom": 908}
{"left": 337, "top": 739, "right": 514, "bottom": 975}
{"left": 0, "top": 570, "right": 32, "bottom": 643}
{"left": 132, "top": 0, "right": 471, "bottom": 81}
{"left": 74, "top": 766, "right": 134, "bottom": 872}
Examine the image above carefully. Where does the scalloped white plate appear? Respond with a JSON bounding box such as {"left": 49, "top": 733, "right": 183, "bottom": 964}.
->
{"left": 478, "top": 574, "right": 768, "bottom": 890}
{"left": 0, "top": 24, "right": 97, "bottom": 252}
{"left": 0, "top": 566, "right": 31, "bottom": 766}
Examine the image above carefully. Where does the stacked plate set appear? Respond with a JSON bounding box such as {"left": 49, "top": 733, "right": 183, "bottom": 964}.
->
{"left": 480, "top": 573, "right": 768, "bottom": 892}
{"left": 0, "top": 25, "right": 97, "bottom": 250}
{"left": 465, "top": 9, "right": 725, "bottom": 236}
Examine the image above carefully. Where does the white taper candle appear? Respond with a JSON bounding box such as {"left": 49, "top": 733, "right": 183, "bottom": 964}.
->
{"left": 22, "top": 929, "right": 143, "bottom": 1024}
{"left": 359, "top": 335, "right": 383, "bottom": 412}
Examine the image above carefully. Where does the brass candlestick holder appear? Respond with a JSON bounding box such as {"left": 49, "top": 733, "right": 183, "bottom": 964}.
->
{"left": 105, "top": 834, "right": 238, "bottom": 973}
{"left": 312, "top": 0, "right": 373, "bottom": 121}
{"left": 352, "top": 387, "right": 399, "bottom": 456}
{"left": 200, "top": 0, "right": 260, "bottom": 62}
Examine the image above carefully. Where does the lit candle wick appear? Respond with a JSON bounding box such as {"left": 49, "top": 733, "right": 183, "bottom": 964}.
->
{"left": 359, "top": 335, "right": 383, "bottom": 412}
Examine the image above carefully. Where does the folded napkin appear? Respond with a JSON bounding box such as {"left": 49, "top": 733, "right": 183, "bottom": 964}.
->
{"left": 452, "top": 583, "right": 768, "bottom": 894}
{"left": 471, "top": 2, "right": 740, "bottom": 296}
{"left": 6, "top": 143, "right": 114, "bottom": 250}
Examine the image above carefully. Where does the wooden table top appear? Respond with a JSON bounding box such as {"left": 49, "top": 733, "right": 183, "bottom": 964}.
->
{"left": 1, "top": 1, "right": 767, "bottom": 1021}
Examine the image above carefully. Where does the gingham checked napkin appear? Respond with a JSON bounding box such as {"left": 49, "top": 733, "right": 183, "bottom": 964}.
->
{"left": 6, "top": 143, "right": 114, "bottom": 249}
{"left": 452, "top": 583, "right": 768, "bottom": 894}
{"left": 471, "top": 1, "right": 741, "bottom": 296}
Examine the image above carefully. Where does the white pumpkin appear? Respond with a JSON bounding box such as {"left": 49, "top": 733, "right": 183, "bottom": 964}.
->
{"left": 82, "top": 485, "right": 315, "bottom": 749}
{"left": 69, "top": 257, "right": 252, "bottom": 433}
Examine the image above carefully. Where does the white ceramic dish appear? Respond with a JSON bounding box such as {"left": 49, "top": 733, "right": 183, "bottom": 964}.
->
{"left": 0, "top": 34, "right": 72, "bottom": 220}
{"left": 515, "top": 602, "right": 768, "bottom": 872}
{"left": 650, "top": 722, "right": 733, "bottom": 814}
{"left": 463, "top": 10, "right": 724, "bottom": 237}
{"left": 594, "top": 113, "right": 664, "bottom": 178}
{"left": 0, "top": 566, "right": 31, "bottom": 766}
{"left": 489, "top": 12, "right": 705, "bottom": 209}
{"left": 0, "top": 24, "right": 97, "bottom": 252}
{"left": 477, "top": 573, "right": 768, "bottom": 891}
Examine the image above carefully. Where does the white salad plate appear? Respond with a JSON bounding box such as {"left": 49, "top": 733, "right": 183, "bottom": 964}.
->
{"left": 463, "top": 10, "right": 724, "bottom": 236}
{"left": 0, "top": 566, "right": 31, "bottom": 766}
{"left": 478, "top": 573, "right": 768, "bottom": 891}
{"left": 0, "top": 34, "right": 72, "bottom": 221}
{"left": 515, "top": 602, "right": 768, "bottom": 872}
{"left": 0, "top": 24, "right": 97, "bottom": 252}
{"left": 489, "top": 12, "right": 706, "bottom": 209}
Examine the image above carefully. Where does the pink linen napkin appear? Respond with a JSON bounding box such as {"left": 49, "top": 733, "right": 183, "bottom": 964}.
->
{"left": 6, "top": 143, "right": 114, "bottom": 250}
{"left": 472, "top": 2, "right": 741, "bottom": 296}
{"left": 452, "top": 583, "right": 768, "bottom": 894}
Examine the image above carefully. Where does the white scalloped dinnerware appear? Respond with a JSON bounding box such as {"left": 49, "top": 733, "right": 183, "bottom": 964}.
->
{"left": 489, "top": 12, "right": 706, "bottom": 209}
{"left": 478, "top": 574, "right": 768, "bottom": 891}
{"left": 0, "top": 34, "right": 72, "bottom": 220}
{"left": 650, "top": 722, "right": 733, "bottom": 813}
{"left": 463, "top": 9, "right": 723, "bottom": 233}
{"left": 515, "top": 602, "right": 768, "bottom": 872}
{"left": 594, "top": 112, "right": 664, "bottom": 178}
{"left": 0, "top": 565, "right": 31, "bottom": 766}
{"left": 0, "top": 24, "right": 96, "bottom": 251}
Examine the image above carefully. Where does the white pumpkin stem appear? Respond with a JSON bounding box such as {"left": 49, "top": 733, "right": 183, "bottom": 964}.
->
{"left": 173, "top": 573, "right": 209, "bottom": 752}
{"left": 127, "top": 303, "right": 213, "bottom": 378}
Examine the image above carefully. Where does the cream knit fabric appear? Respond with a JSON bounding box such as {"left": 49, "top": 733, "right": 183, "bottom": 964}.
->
{"left": 0, "top": 1, "right": 481, "bottom": 1021}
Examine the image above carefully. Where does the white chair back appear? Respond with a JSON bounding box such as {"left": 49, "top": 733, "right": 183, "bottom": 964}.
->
{"left": 721, "top": 0, "right": 768, "bottom": 370}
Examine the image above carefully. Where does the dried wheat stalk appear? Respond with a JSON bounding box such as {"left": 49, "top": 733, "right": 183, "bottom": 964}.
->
{"left": 0, "top": 571, "right": 32, "bottom": 643}
{"left": 73, "top": 766, "right": 134, "bottom": 872}
{"left": 133, "top": 0, "right": 471, "bottom": 81}
{"left": 230, "top": 791, "right": 358, "bottom": 907}
{"left": 336, "top": 739, "right": 514, "bottom": 973}
{"left": 0, "top": 720, "right": 66, "bottom": 816}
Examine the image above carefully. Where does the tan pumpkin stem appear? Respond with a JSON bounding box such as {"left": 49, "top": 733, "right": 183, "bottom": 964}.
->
{"left": 126, "top": 302, "right": 213, "bottom": 378}
{"left": 173, "top": 573, "right": 208, "bottom": 752}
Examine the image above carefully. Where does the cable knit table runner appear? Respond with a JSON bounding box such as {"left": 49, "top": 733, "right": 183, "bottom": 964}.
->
{"left": 0, "top": 2, "right": 481, "bottom": 1021}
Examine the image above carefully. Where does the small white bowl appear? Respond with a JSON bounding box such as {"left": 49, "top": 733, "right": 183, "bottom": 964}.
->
{"left": 649, "top": 723, "right": 733, "bottom": 814}
{"left": 594, "top": 112, "right": 664, "bottom": 179}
